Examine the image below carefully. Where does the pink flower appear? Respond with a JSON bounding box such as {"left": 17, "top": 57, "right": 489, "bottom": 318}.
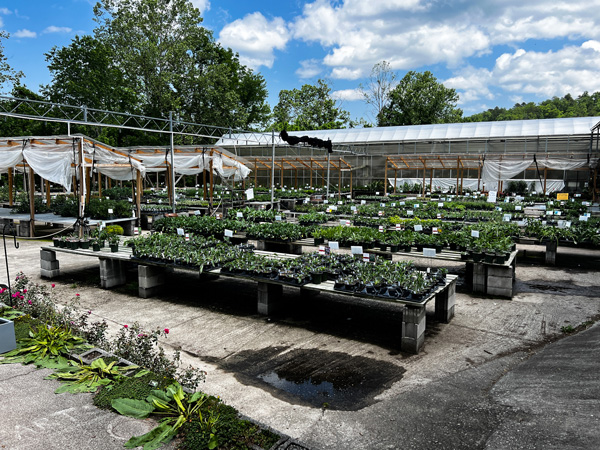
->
{"left": 51, "top": 283, "right": 55, "bottom": 288}
{"left": 88, "top": 311, "right": 92, "bottom": 315}
{"left": 28, "top": 300, "right": 32, "bottom": 305}
{"left": 23, "top": 289, "right": 27, "bottom": 293}
{"left": 123, "top": 324, "right": 128, "bottom": 328}
{"left": 164, "top": 328, "right": 170, "bottom": 334}
{"left": 75, "top": 293, "right": 80, "bottom": 297}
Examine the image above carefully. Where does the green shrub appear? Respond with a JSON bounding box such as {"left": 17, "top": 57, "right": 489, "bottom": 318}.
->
{"left": 105, "top": 224, "right": 124, "bottom": 235}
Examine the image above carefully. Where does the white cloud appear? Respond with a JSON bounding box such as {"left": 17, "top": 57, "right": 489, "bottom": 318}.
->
{"left": 43, "top": 26, "right": 72, "bottom": 34}
{"left": 0, "top": 8, "right": 11, "bottom": 15}
{"left": 296, "top": 59, "right": 322, "bottom": 79}
{"left": 288, "top": 0, "right": 600, "bottom": 83}
{"left": 190, "top": 0, "right": 210, "bottom": 12}
{"left": 218, "top": 12, "right": 289, "bottom": 70}
{"left": 13, "top": 29, "right": 36, "bottom": 38}
{"left": 444, "top": 67, "right": 495, "bottom": 104}
{"left": 331, "top": 88, "right": 363, "bottom": 101}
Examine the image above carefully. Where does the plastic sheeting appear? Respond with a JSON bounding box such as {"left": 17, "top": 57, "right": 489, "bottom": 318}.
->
{"left": 387, "top": 177, "right": 565, "bottom": 193}
{"left": 24, "top": 144, "right": 74, "bottom": 191}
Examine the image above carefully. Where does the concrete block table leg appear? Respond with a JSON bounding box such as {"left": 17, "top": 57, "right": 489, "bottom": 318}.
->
{"left": 40, "top": 249, "right": 60, "bottom": 279}
{"left": 435, "top": 278, "right": 456, "bottom": 323}
{"left": 471, "top": 262, "right": 487, "bottom": 294}
{"left": 99, "top": 258, "right": 126, "bottom": 289}
{"left": 545, "top": 241, "right": 557, "bottom": 265}
{"left": 138, "top": 265, "right": 166, "bottom": 298}
{"left": 401, "top": 306, "right": 426, "bottom": 354}
{"left": 257, "top": 282, "right": 283, "bottom": 315}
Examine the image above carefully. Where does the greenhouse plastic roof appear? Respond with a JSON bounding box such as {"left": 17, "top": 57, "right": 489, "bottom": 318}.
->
{"left": 217, "top": 116, "right": 600, "bottom": 146}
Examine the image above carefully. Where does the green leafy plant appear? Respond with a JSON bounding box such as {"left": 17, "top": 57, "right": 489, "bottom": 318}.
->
{"left": 46, "top": 357, "right": 140, "bottom": 394}
{"left": 111, "top": 382, "right": 219, "bottom": 450}
{"left": 0, "top": 322, "right": 90, "bottom": 368}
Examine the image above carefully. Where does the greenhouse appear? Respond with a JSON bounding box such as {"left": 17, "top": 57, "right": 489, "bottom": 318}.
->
{"left": 217, "top": 117, "right": 600, "bottom": 200}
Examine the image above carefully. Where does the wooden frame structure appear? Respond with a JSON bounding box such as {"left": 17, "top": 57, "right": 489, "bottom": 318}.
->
{"left": 384, "top": 152, "right": 598, "bottom": 197}
{"left": 248, "top": 156, "right": 354, "bottom": 197}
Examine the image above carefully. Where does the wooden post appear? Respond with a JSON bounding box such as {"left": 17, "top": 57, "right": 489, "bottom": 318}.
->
{"left": 350, "top": 168, "right": 353, "bottom": 197}
{"left": 135, "top": 169, "right": 142, "bottom": 224}
{"left": 430, "top": 169, "right": 433, "bottom": 195}
{"left": 456, "top": 157, "right": 459, "bottom": 195}
{"left": 280, "top": 164, "right": 283, "bottom": 188}
{"left": 98, "top": 172, "right": 102, "bottom": 197}
{"left": 28, "top": 166, "right": 35, "bottom": 237}
{"left": 384, "top": 159, "right": 388, "bottom": 195}
{"left": 85, "top": 167, "right": 92, "bottom": 203}
{"left": 45, "top": 180, "right": 51, "bottom": 206}
{"left": 394, "top": 169, "right": 397, "bottom": 194}
{"left": 593, "top": 166, "right": 598, "bottom": 202}
{"left": 543, "top": 167, "right": 548, "bottom": 196}
{"left": 460, "top": 167, "right": 464, "bottom": 195}
{"left": 254, "top": 159, "right": 257, "bottom": 187}
{"left": 203, "top": 168, "right": 208, "bottom": 200}
{"left": 310, "top": 160, "right": 313, "bottom": 188}
{"left": 295, "top": 168, "right": 298, "bottom": 189}
{"left": 421, "top": 168, "right": 426, "bottom": 197}
{"left": 8, "top": 168, "right": 13, "bottom": 206}
{"left": 209, "top": 149, "right": 214, "bottom": 208}
{"left": 338, "top": 163, "right": 341, "bottom": 199}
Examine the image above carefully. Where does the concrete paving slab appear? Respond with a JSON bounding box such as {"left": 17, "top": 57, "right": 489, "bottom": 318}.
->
{"left": 1, "top": 238, "right": 599, "bottom": 449}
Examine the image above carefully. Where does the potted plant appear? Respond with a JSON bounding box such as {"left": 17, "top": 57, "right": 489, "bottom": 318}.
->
{"left": 108, "top": 234, "right": 120, "bottom": 252}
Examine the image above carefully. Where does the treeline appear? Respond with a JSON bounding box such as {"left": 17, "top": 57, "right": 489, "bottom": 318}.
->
{"left": 463, "top": 92, "right": 600, "bottom": 122}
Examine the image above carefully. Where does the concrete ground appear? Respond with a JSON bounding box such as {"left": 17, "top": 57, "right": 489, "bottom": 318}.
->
{"left": 1, "top": 237, "right": 599, "bottom": 449}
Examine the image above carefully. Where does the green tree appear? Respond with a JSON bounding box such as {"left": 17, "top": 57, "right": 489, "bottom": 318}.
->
{"left": 0, "top": 31, "right": 23, "bottom": 93}
{"left": 42, "top": 35, "right": 136, "bottom": 112}
{"left": 271, "top": 79, "right": 351, "bottom": 131}
{"left": 92, "top": 0, "right": 269, "bottom": 130}
{"left": 377, "top": 71, "right": 462, "bottom": 126}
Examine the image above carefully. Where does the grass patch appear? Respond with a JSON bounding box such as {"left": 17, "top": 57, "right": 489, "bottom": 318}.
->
{"left": 93, "top": 371, "right": 169, "bottom": 409}
{"left": 180, "top": 400, "right": 281, "bottom": 450}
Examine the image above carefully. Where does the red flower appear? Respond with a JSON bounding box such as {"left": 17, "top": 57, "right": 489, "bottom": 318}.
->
{"left": 51, "top": 283, "right": 55, "bottom": 288}
{"left": 123, "top": 324, "right": 128, "bottom": 328}
{"left": 164, "top": 328, "right": 170, "bottom": 334}
{"left": 75, "top": 293, "right": 80, "bottom": 297}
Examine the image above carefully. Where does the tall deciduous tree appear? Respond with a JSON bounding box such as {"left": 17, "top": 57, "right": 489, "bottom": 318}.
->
{"left": 359, "top": 61, "right": 396, "bottom": 123}
{"left": 91, "top": 0, "right": 269, "bottom": 129}
{"left": 43, "top": 35, "right": 136, "bottom": 112}
{"left": 271, "top": 79, "right": 351, "bottom": 131}
{"left": 0, "top": 31, "right": 23, "bottom": 93}
{"left": 378, "top": 71, "right": 462, "bottom": 126}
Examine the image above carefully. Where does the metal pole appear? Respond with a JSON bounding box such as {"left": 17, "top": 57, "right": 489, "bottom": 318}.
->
{"left": 326, "top": 151, "right": 331, "bottom": 198}
{"left": 170, "top": 112, "right": 176, "bottom": 213}
{"left": 271, "top": 131, "right": 275, "bottom": 208}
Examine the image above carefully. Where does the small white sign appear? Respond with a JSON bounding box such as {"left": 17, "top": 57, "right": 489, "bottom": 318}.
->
{"left": 438, "top": 202, "right": 444, "bottom": 207}
{"left": 380, "top": 202, "right": 386, "bottom": 207}
{"left": 437, "top": 213, "right": 442, "bottom": 219}
{"left": 194, "top": 210, "right": 200, "bottom": 215}
{"left": 324, "top": 200, "right": 329, "bottom": 204}
{"left": 275, "top": 215, "right": 282, "bottom": 221}
{"left": 515, "top": 205, "right": 522, "bottom": 211}
{"left": 329, "top": 241, "right": 339, "bottom": 250}
{"left": 391, "top": 203, "right": 396, "bottom": 207}
{"left": 407, "top": 210, "right": 414, "bottom": 216}
{"left": 351, "top": 246, "right": 364, "bottom": 254}
{"left": 400, "top": 201, "right": 406, "bottom": 206}
{"left": 395, "top": 223, "right": 402, "bottom": 230}
{"left": 503, "top": 214, "right": 512, "bottom": 222}
{"left": 414, "top": 203, "right": 420, "bottom": 208}
{"left": 351, "top": 206, "right": 357, "bottom": 211}
{"left": 319, "top": 245, "right": 326, "bottom": 255}
{"left": 363, "top": 253, "right": 370, "bottom": 262}
{"left": 177, "top": 228, "right": 184, "bottom": 236}
{"left": 379, "top": 225, "right": 384, "bottom": 232}
{"left": 184, "top": 233, "right": 190, "bottom": 241}
{"left": 245, "top": 188, "right": 254, "bottom": 200}
{"left": 414, "top": 224, "right": 423, "bottom": 232}
{"left": 378, "top": 211, "right": 384, "bottom": 216}
{"left": 224, "top": 229, "right": 233, "bottom": 237}
{"left": 423, "top": 248, "right": 437, "bottom": 257}
{"left": 471, "top": 230, "right": 480, "bottom": 238}
{"left": 432, "top": 227, "right": 439, "bottom": 234}
{"left": 338, "top": 201, "right": 343, "bottom": 205}
{"left": 237, "top": 212, "right": 244, "bottom": 218}
{"left": 487, "top": 191, "right": 497, "bottom": 203}
{"left": 361, "top": 200, "right": 366, "bottom": 205}
{"left": 108, "top": 208, "right": 114, "bottom": 214}
{"left": 580, "top": 215, "right": 589, "bottom": 222}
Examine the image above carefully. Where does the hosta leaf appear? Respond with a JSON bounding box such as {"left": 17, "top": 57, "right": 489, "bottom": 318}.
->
{"left": 124, "top": 421, "right": 177, "bottom": 450}
{"left": 111, "top": 398, "right": 154, "bottom": 419}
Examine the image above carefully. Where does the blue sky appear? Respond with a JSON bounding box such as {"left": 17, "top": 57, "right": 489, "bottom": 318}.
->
{"left": 2, "top": 0, "right": 600, "bottom": 125}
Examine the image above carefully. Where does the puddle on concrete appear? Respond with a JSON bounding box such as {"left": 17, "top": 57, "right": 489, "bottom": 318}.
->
{"left": 219, "top": 347, "right": 405, "bottom": 411}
